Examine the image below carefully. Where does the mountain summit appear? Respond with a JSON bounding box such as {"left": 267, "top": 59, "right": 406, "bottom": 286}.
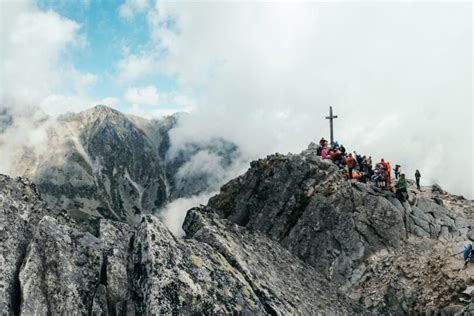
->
{"left": 1, "top": 143, "right": 473, "bottom": 314}
{"left": 7, "top": 105, "right": 239, "bottom": 229}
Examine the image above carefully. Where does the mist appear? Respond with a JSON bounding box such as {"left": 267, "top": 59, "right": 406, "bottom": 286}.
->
{"left": 157, "top": 192, "right": 215, "bottom": 237}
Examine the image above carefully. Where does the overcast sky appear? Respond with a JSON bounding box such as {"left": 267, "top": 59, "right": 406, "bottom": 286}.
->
{"left": 0, "top": 0, "right": 472, "bottom": 198}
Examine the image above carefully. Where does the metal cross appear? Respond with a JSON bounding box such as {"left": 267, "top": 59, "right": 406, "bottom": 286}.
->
{"left": 325, "top": 106, "right": 338, "bottom": 145}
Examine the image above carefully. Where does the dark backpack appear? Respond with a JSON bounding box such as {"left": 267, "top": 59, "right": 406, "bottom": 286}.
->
{"left": 316, "top": 146, "right": 322, "bottom": 156}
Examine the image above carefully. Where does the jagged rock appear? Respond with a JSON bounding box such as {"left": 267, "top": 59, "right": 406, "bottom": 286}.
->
{"left": 99, "top": 220, "right": 135, "bottom": 315}
{"left": 462, "top": 286, "right": 474, "bottom": 297}
{"left": 208, "top": 152, "right": 405, "bottom": 286}
{"left": 92, "top": 284, "right": 108, "bottom": 315}
{"left": 19, "top": 216, "right": 104, "bottom": 315}
{"left": 183, "top": 207, "right": 364, "bottom": 315}
{"left": 130, "top": 214, "right": 268, "bottom": 314}
{"left": 0, "top": 175, "right": 51, "bottom": 314}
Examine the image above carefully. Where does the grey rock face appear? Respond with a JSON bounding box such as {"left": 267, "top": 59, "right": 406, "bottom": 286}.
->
{"left": 130, "top": 215, "right": 268, "bottom": 314}
{"left": 19, "top": 216, "right": 104, "bottom": 315}
{"left": 99, "top": 220, "right": 134, "bottom": 315}
{"left": 207, "top": 147, "right": 473, "bottom": 313}
{"left": 0, "top": 175, "right": 50, "bottom": 314}
{"left": 35, "top": 105, "right": 169, "bottom": 223}
{"left": 183, "top": 207, "right": 365, "bottom": 315}
{"left": 208, "top": 152, "right": 405, "bottom": 285}
{"left": 2, "top": 174, "right": 362, "bottom": 314}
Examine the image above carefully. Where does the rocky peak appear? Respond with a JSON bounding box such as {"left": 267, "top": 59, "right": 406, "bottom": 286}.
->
{"left": 207, "top": 144, "right": 474, "bottom": 313}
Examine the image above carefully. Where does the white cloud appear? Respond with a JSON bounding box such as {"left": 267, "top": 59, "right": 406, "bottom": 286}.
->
{"left": 124, "top": 85, "right": 196, "bottom": 118}
{"left": 124, "top": 85, "right": 160, "bottom": 105}
{"left": 117, "top": 52, "right": 158, "bottom": 82}
{"left": 118, "top": 0, "right": 151, "bottom": 20}
{"left": 0, "top": 0, "right": 103, "bottom": 117}
{"left": 100, "top": 97, "right": 120, "bottom": 108}
{"left": 1, "top": 1, "right": 82, "bottom": 107}
{"left": 156, "top": 192, "right": 214, "bottom": 237}
{"left": 123, "top": 2, "right": 472, "bottom": 198}
{"left": 39, "top": 95, "right": 119, "bottom": 116}
{"left": 126, "top": 104, "right": 178, "bottom": 118}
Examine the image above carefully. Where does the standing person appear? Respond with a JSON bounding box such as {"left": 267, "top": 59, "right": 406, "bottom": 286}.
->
{"left": 345, "top": 153, "right": 355, "bottom": 179}
{"left": 395, "top": 174, "right": 408, "bottom": 201}
{"left": 415, "top": 170, "right": 421, "bottom": 190}
{"left": 380, "top": 159, "right": 390, "bottom": 189}
{"left": 394, "top": 165, "right": 401, "bottom": 180}
{"left": 386, "top": 161, "right": 392, "bottom": 188}
{"left": 464, "top": 240, "right": 473, "bottom": 268}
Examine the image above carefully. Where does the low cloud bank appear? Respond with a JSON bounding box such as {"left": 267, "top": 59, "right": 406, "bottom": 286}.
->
{"left": 156, "top": 192, "right": 215, "bottom": 237}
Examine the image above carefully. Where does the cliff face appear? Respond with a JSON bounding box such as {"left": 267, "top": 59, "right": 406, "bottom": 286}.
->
{"left": 1, "top": 143, "right": 473, "bottom": 315}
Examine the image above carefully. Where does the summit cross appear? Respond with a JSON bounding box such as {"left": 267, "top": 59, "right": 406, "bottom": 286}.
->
{"left": 325, "top": 106, "right": 338, "bottom": 145}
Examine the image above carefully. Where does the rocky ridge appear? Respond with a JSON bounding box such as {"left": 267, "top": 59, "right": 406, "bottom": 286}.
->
{"left": 1, "top": 172, "right": 362, "bottom": 315}
{"left": 1, "top": 143, "right": 473, "bottom": 315}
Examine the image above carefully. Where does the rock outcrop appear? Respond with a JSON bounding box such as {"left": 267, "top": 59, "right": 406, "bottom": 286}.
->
{"left": 1, "top": 172, "right": 362, "bottom": 315}
{"left": 1, "top": 143, "right": 473, "bottom": 314}
{"left": 207, "top": 146, "right": 474, "bottom": 313}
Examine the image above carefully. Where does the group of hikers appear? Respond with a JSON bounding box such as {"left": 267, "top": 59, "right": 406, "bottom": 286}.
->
{"left": 317, "top": 136, "right": 474, "bottom": 269}
{"left": 317, "top": 137, "right": 474, "bottom": 269}
{"left": 317, "top": 137, "right": 422, "bottom": 201}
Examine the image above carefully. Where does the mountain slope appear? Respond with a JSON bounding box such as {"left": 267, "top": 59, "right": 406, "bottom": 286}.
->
{"left": 7, "top": 105, "right": 239, "bottom": 225}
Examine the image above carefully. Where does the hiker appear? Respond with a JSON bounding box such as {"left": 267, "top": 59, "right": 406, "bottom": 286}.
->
{"left": 356, "top": 153, "right": 364, "bottom": 171}
{"left": 395, "top": 173, "right": 408, "bottom": 201}
{"left": 372, "top": 163, "right": 386, "bottom": 188}
{"left": 340, "top": 144, "right": 346, "bottom": 155}
{"left": 386, "top": 161, "right": 392, "bottom": 188}
{"left": 334, "top": 149, "right": 344, "bottom": 167}
{"left": 345, "top": 153, "right": 355, "bottom": 179}
{"left": 361, "top": 155, "right": 368, "bottom": 172}
{"left": 321, "top": 147, "right": 329, "bottom": 159}
{"left": 464, "top": 241, "right": 473, "bottom": 267}
{"left": 359, "top": 171, "right": 369, "bottom": 183}
{"left": 380, "top": 159, "right": 391, "bottom": 189}
{"left": 394, "top": 165, "right": 401, "bottom": 180}
{"left": 415, "top": 170, "right": 421, "bottom": 190}
{"left": 319, "top": 137, "right": 327, "bottom": 147}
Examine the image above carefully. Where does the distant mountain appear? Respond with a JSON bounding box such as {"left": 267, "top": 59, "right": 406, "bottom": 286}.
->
{"left": 7, "top": 105, "right": 240, "bottom": 224}
{"left": 0, "top": 107, "right": 13, "bottom": 133}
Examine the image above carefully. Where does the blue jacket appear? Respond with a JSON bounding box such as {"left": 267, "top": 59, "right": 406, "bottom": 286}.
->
{"left": 464, "top": 243, "right": 472, "bottom": 261}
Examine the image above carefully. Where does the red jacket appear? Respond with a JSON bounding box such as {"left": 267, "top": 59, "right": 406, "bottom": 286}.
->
{"left": 345, "top": 156, "right": 355, "bottom": 168}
